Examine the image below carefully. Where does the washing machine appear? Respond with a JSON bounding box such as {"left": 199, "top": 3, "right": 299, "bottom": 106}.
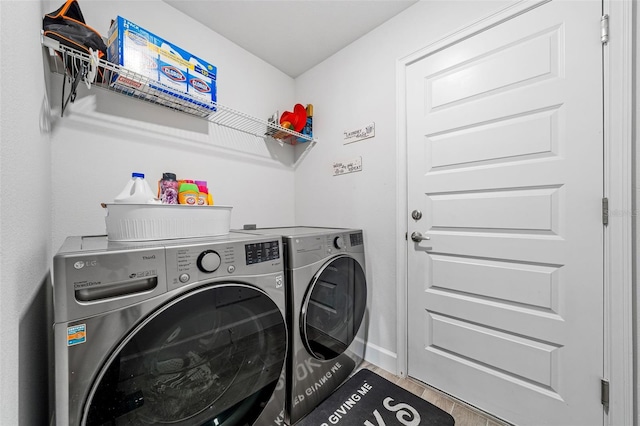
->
{"left": 238, "top": 227, "right": 367, "bottom": 425}
{"left": 52, "top": 233, "right": 288, "bottom": 426}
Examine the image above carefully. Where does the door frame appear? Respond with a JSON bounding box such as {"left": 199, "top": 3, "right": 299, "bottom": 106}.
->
{"left": 394, "top": 0, "right": 633, "bottom": 424}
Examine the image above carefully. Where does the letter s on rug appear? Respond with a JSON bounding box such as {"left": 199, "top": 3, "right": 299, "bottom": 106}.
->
{"left": 383, "top": 397, "right": 421, "bottom": 426}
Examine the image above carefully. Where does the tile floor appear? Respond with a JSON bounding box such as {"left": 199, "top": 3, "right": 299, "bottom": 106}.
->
{"left": 357, "top": 361, "right": 512, "bottom": 426}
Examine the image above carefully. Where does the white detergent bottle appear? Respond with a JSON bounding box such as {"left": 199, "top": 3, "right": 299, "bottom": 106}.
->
{"left": 114, "top": 173, "right": 161, "bottom": 204}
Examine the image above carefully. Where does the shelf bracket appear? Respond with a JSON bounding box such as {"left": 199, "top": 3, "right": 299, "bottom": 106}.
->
{"left": 60, "top": 50, "right": 87, "bottom": 117}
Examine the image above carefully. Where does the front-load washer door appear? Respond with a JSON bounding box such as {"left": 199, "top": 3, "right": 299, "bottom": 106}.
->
{"left": 301, "top": 255, "right": 367, "bottom": 360}
{"left": 82, "top": 284, "right": 286, "bottom": 426}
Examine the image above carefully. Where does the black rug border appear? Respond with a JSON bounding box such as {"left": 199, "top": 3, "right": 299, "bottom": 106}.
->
{"left": 297, "top": 368, "right": 455, "bottom": 426}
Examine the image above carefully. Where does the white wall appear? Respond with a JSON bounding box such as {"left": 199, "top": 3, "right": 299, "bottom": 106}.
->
{"left": 294, "top": 0, "right": 521, "bottom": 372}
{"left": 634, "top": 0, "right": 639, "bottom": 422}
{"left": 1, "top": 1, "right": 299, "bottom": 424}
{"left": 2, "top": 0, "right": 636, "bottom": 424}
{"left": 49, "top": 0, "right": 299, "bottom": 252}
{"left": 0, "top": 1, "right": 54, "bottom": 425}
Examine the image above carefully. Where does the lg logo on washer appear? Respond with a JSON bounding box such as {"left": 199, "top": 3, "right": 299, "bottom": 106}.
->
{"left": 73, "top": 260, "right": 97, "bottom": 270}
{"left": 74, "top": 254, "right": 156, "bottom": 270}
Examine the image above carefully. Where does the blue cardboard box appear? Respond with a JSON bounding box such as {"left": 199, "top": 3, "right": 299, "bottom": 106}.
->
{"left": 107, "top": 16, "right": 217, "bottom": 112}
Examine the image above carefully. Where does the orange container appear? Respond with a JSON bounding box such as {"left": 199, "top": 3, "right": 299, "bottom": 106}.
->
{"left": 178, "top": 183, "right": 199, "bottom": 205}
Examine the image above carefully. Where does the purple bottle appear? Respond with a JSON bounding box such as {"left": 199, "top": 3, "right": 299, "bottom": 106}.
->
{"left": 159, "top": 172, "right": 179, "bottom": 204}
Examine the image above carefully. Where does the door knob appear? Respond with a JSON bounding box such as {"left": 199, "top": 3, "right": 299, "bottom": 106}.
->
{"left": 411, "top": 231, "right": 430, "bottom": 242}
{"left": 411, "top": 210, "right": 422, "bottom": 220}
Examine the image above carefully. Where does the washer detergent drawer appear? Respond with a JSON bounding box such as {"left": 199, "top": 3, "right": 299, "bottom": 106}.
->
{"left": 53, "top": 247, "right": 168, "bottom": 324}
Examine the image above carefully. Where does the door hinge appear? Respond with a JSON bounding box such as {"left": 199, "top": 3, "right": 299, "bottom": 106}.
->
{"left": 601, "top": 378, "right": 610, "bottom": 411}
{"left": 601, "top": 14, "right": 609, "bottom": 44}
{"left": 602, "top": 197, "right": 609, "bottom": 225}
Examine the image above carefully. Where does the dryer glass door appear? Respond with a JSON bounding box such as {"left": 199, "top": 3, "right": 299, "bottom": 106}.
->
{"left": 302, "top": 255, "right": 367, "bottom": 360}
{"left": 83, "top": 284, "right": 286, "bottom": 426}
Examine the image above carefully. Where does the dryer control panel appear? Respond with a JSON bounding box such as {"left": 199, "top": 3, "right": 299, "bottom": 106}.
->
{"left": 350, "top": 232, "right": 364, "bottom": 247}
{"left": 284, "top": 230, "right": 364, "bottom": 269}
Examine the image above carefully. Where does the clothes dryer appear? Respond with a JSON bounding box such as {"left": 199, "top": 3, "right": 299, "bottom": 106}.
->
{"left": 52, "top": 233, "right": 287, "bottom": 426}
{"left": 238, "top": 227, "right": 367, "bottom": 425}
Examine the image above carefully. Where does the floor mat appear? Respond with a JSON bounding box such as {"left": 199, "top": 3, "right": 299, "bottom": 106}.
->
{"left": 296, "top": 368, "right": 455, "bottom": 425}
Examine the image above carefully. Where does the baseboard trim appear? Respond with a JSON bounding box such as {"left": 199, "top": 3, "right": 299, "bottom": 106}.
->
{"left": 357, "top": 338, "right": 398, "bottom": 375}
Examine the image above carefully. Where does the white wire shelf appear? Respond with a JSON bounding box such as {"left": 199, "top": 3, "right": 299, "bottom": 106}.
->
{"left": 41, "top": 35, "right": 315, "bottom": 146}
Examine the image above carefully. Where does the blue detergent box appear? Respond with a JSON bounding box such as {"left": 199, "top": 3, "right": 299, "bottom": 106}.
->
{"left": 107, "top": 16, "right": 217, "bottom": 112}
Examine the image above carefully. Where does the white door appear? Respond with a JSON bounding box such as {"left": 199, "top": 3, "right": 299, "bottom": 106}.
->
{"left": 406, "top": 1, "right": 604, "bottom": 425}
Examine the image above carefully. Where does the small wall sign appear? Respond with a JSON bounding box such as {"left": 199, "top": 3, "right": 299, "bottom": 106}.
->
{"left": 333, "top": 156, "right": 362, "bottom": 176}
{"left": 344, "top": 122, "right": 375, "bottom": 144}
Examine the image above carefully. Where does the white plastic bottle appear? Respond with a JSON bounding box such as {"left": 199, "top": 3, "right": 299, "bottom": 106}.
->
{"left": 114, "top": 172, "right": 160, "bottom": 204}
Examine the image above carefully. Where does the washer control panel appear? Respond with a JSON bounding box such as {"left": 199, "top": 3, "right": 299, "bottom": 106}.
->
{"left": 245, "top": 240, "right": 280, "bottom": 265}
{"left": 165, "top": 238, "right": 282, "bottom": 290}
{"left": 197, "top": 250, "right": 222, "bottom": 273}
